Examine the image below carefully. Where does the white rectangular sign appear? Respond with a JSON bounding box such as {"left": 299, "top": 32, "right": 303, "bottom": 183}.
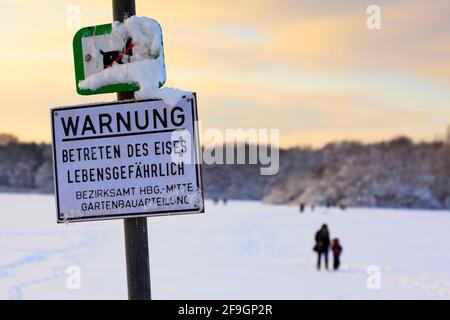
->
{"left": 51, "top": 95, "right": 204, "bottom": 223}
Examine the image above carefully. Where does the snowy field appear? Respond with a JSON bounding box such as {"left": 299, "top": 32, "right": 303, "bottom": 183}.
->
{"left": 0, "top": 194, "right": 449, "bottom": 300}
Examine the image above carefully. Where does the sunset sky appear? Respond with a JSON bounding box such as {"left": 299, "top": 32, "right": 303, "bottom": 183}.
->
{"left": 0, "top": 0, "right": 449, "bottom": 147}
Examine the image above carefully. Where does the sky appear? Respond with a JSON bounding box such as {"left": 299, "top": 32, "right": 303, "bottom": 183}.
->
{"left": 0, "top": 0, "right": 449, "bottom": 148}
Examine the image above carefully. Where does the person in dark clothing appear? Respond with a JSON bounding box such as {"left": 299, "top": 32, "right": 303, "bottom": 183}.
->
{"left": 299, "top": 203, "right": 305, "bottom": 213}
{"left": 314, "top": 224, "right": 330, "bottom": 270}
{"left": 331, "top": 238, "right": 343, "bottom": 270}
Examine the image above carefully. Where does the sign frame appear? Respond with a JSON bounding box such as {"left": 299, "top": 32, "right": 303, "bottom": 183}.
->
{"left": 51, "top": 95, "right": 204, "bottom": 223}
{"left": 72, "top": 23, "right": 166, "bottom": 95}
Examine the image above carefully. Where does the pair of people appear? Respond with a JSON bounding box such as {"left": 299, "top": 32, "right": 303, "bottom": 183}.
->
{"left": 313, "top": 224, "right": 342, "bottom": 271}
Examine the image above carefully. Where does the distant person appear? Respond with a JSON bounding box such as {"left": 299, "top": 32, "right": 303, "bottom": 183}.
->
{"left": 299, "top": 203, "right": 305, "bottom": 213}
{"left": 222, "top": 198, "right": 228, "bottom": 205}
{"left": 331, "top": 238, "right": 343, "bottom": 270}
{"left": 213, "top": 198, "right": 219, "bottom": 204}
{"left": 313, "top": 224, "right": 330, "bottom": 270}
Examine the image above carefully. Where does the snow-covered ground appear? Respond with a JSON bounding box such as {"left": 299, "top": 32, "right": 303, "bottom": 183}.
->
{"left": 0, "top": 193, "right": 449, "bottom": 300}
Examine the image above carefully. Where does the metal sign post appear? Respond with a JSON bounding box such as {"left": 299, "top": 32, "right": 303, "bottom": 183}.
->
{"left": 113, "top": 0, "right": 149, "bottom": 300}
{"left": 52, "top": 0, "right": 205, "bottom": 300}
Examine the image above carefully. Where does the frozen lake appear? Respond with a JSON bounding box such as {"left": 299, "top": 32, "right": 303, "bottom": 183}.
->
{"left": 0, "top": 194, "right": 449, "bottom": 299}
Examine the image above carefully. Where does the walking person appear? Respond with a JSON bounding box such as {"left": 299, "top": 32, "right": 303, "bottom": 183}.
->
{"left": 331, "top": 238, "right": 343, "bottom": 270}
{"left": 299, "top": 203, "right": 305, "bottom": 213}
{"left": 313, "top": 224, "right": 330, "bottom": 270}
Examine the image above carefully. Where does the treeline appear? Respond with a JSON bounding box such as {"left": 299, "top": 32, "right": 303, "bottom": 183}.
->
{"left": 1, "top": 133, "right": 450, "bottom": 209}
{"left": 0, "top": 134, "right": 53, "bottom": 193}
{"left": 202, "top": 137, "right": 450, "bottom": 210}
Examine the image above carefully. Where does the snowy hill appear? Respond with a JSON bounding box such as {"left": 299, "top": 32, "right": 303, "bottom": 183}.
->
{"left": 203, "top": 139, "right": 450, "bottom": 209}
{"left": 0, "top": 194, "right": 449, "bottom": 299}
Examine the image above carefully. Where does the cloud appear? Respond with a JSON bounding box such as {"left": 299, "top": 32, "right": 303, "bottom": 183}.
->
{"left": 186, "top": 76, "right": 435, "bottom": 147}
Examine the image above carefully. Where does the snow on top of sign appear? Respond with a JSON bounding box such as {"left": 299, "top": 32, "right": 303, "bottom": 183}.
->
{"left": 112, "top": 15, "right": 162, "bottom": 61}
{"left": 79, "top": 16, "right": 189, "bottom": 106}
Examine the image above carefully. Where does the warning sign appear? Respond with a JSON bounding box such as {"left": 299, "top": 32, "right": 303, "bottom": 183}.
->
{"left": 51, "top": 95, "right": 204, "bottom": 223}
